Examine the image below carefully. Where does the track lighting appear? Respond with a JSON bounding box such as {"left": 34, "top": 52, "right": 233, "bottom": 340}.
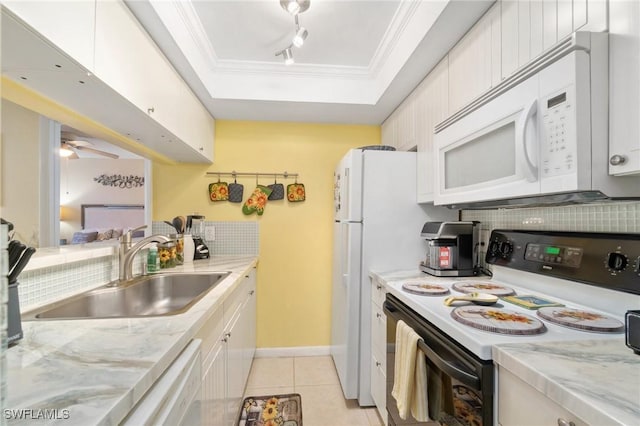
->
{"left": 276, "top": 47, "right": 295, "bottom": 65}
{"left": 275, "top": 0, "right": 310, "bottom": 64}
{"left": 280, "top": 0, "right": 309, "bottom": 15}
{"left": 292, "top": 16, "right": 308, "bottom": 47}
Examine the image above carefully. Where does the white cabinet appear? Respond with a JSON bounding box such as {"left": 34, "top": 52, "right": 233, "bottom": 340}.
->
{"left": 382, "top": 98, "right": 416, "bottom": 152}
{"left": 416, "top": 57, "right": 448, "bottom": 203}
{"left": 370, "top": 276, "right": 388, "bottom": 425}
{"left": 94, "top": 0, "right": 214, "bottom": 162}
{"left": 197, "top": 268, "right": 258, "bottom": 426}
{"left": 609, "top": 0, "right": 640, "bottom": 175}
{"left": 497, "top": 366, "right": 588, "bottom": 426}
{"left": 2, "top": 0, "right": 214, "bottom": 163}
{"left": 448, "top": 4, "right": 495, "bottom": 114}
{"left": 2, "top": 0, "right": 96, "bottom": 71}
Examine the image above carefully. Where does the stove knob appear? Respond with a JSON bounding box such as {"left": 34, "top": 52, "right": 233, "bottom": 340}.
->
{"left": 499, "top": 241, "right": 514, "bottom": 258}
{"left": 607, "top": 252, "right": 628, "bottom": 271}
{"left": 488, "top": 241, "right": 500, "bottom": 255}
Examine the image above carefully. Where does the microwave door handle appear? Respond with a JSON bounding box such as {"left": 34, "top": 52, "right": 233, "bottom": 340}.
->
{"left": 520, "top": 99, "right": 538, "bottom": 182}
{"left": 417, "top": 339, "right": 481, "bottom": 390}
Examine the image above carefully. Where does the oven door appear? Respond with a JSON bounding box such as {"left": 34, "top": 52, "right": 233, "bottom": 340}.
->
{"left": 383, "top": 295, "right": 493, "bottom": 426}
{"left": 434, "top": 73, "right": 540, "bottom": 207}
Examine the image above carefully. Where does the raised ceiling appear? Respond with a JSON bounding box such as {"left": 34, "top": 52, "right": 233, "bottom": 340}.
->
{"left": 127, "top": 0, "right": 494, "bottom": 124}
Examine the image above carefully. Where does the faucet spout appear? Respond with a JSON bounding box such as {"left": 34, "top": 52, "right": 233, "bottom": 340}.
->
{"left": 119, "top": 234, "right": 171, "bottom": 281}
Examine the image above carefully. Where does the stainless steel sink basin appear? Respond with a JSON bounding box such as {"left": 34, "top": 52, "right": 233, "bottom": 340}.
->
{"left": 23, "top": 272, "right": 229, "bottom": 320}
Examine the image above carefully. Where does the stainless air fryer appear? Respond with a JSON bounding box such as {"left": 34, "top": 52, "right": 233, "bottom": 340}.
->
{"left": 420, "top": 221, "right": 478, "bottom": 277}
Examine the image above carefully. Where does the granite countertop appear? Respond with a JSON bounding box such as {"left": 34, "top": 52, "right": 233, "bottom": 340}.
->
{"left": 493, "top": 339, "right": 640, "bottom": 426}
{"left": 6, "top": 255, "right": 258, "bottom": 425}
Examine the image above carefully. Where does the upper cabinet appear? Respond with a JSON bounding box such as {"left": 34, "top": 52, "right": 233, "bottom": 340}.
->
{"left": 416, "top": 57, "right": 448, "bottom": 203}
{"left": 1, "top": 0, "right": 214, "bottom": 163}
{"left": 93, "top": 1, "right": 214, "bottom": 161}
{"left": 609, "top": 0, "right": 640, "bottom": 175}
{"left": 2, "top": 0, "right": 96, "bottom": 71}
{"left": 381, "top": 96, "right": 416, "bottom": 152}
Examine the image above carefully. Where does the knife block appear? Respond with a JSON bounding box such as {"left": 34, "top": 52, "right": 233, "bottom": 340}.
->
{"left": 8, "top": 281, "right": 23, "bottom": 346}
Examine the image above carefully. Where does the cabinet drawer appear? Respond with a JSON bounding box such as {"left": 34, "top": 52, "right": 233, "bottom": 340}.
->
{"left": 194, "top": 307, "right": 223, "bottom": 362}
{"left": 223, "top": 282, "right": 246, "bottom": 326}
{"left": 371, "top": 276, "right": 387, "bottom": 307}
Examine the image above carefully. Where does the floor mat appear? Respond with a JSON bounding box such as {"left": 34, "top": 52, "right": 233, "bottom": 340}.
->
{"left": 238, "top": 393, "right": 302, "bottom": 426}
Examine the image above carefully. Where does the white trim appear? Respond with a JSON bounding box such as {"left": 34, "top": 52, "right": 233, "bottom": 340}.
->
{"left": 254, "top": 346, "right": 331, "bottom": 358}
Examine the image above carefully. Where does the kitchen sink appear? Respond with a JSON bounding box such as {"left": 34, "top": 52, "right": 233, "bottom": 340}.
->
{"left": 23, "top": 272, "right": 230, "bottom": 320}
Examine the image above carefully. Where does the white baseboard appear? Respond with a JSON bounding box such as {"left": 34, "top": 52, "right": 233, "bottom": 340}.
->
{"left": 254, "top": 346, "right": 331, "bottom": 358}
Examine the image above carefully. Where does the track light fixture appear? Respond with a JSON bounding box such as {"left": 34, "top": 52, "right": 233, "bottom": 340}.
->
{"left": 276, "top": 47, "right": 295, "bottom": 65}
{"left": 292, "top": 16, "right": 308, "bottom": 48}
{"left": 280, "top": 0, "right": 310, "bottom": 15}
{"left": 275, "top": 1, "right": 310, "bottom": 65}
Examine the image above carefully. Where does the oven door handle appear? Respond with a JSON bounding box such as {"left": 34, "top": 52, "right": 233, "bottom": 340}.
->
{"left": 417, "top": 339, "right": 481, "bottom": 390}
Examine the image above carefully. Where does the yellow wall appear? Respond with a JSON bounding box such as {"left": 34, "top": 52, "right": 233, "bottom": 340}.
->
{"left": 153, "top": 120, "right": 380, "bottom": 348}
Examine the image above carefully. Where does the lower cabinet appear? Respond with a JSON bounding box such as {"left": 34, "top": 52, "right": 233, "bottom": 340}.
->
{"left": 497, "top": 366, "right": 587, "bottom": 426}
{"left": 198, "top": 267, "right": 257, "bottom": 426}
{"left": 370, "top": 276, "right": 388, "bottom": 425}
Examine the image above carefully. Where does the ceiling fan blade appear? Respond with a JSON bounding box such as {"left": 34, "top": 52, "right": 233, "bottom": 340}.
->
{"left": 68, "top": 150, "right": 79, "bottom": 160}
{"left": 74, "top": 145, "right": 119, "bottom": 159}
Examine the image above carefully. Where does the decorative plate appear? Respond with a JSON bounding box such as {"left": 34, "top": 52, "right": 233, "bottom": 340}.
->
{"left": 402, "top": 281, "right": 449, "bottom": 296}
{"left": 451, "top": 305, "right": 547, "bottom": 335}
{"left": 537, "top": 307, "right": 625, "bottom": 333}
{"left": 452, "top": 281, "right": 515, "bottom": 296}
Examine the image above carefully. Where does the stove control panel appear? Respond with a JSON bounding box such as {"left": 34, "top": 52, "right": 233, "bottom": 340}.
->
{"left": 524, "top": 243, "right": 583, "bottom": 267}
{"left": 487, "top": 230, "right": 640, "bottom": 295}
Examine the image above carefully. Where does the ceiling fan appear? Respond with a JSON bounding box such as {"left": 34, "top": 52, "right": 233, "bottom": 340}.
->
{"left": 60, "top": 137, "right": 119, "bottom": 159}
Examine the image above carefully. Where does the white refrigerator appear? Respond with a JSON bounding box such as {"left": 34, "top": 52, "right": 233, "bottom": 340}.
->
{"left": 331, "top": 149, "right": 456, "bottom": 406}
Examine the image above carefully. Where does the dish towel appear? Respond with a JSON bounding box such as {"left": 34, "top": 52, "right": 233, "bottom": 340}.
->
{"left": 391, "top": 320, "right": 430, "bottom": 421}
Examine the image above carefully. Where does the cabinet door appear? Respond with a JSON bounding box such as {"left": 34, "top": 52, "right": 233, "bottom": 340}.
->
{"left": 498, "top": 367, "right": 588, "bottom": 426}
{"left": 609, "top": 0, "right": 640, "bottom": 175}
{"left": 3, "top": 0, "right": 96, "bottom": 71}
{"left": 396, "top": 98, "right": 416, "bottom": 152}
{"left": 201, "top": 340, "right": 226, "bottom": 426}
{"left": 416, "top": 57, "right": 448, "bottom": 203}
{"left": 243, "top": 269, "right": 257, "bottom": 382}
{"left": 225, "top": 312, "right": 245, "bottom": 426}
{"left": 381, "top": 113, "right": 398, "bottom": 149}
{"left": 501, "top": 0, "right": 519, "bottom": 78}
{"left": 196, "top": 307, "right": 225, "bottom": 425}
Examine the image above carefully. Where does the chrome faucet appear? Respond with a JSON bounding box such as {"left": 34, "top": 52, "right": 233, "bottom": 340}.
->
{"left": 119, "top": 225, "right": 171, "bottom": 281}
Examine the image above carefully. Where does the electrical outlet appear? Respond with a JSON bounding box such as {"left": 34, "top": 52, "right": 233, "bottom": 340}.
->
{"left": 205, "top": 225, "right": 216, "bottom": 241}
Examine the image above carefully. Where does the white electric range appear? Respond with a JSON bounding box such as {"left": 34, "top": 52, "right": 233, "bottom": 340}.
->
{"left": 380, "top": 230, "right": 640, "bottom": 426}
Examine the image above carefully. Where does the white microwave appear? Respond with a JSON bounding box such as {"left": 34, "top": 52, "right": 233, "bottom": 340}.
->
{"left": 433, "top": 32, "right": 640, "bottom": 208}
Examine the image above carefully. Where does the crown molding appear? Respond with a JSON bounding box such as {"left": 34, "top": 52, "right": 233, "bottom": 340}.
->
{"left": 164, "top": 0, "right": 219, "bottom": 67}
{"left": 367, "top": 0, "right": 421, "bottom": 76}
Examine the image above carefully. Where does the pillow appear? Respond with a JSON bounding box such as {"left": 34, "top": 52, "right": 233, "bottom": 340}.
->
{"left": 96, "top": 229, "right": 113, "bottom": 241}
{"left": 71, "top": 231, "right": 98, "bottom": 244}
{"left": 112, "top": 229, "right": 123, "bottom": 239}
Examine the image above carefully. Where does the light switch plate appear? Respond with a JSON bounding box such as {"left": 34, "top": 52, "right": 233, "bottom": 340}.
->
{"left": 205, "top": 225, "right": 216, "bottom": 241}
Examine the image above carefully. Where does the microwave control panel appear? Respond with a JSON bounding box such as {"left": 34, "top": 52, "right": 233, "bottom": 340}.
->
{"left": 541, "top": 85, "right": 576, "bottom": 178}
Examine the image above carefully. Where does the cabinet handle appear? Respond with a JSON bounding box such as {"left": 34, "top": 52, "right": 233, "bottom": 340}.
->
{"left": 376, "top": 313, "right": 382, "bottom": 319}
{"left": 610, "top": 154, "right": 627, "bottom": 166}
{"left": 375, "top": 361, "right": 381, "bottom": 367}
{"left": 222, "top": 337, "right": 228, "bottom": 343}
{"left": 557, "top": 419, "right": 575, "bottom": 426}
{"left": 249, "top": 290, "right": 255, "bottom": 295}
{"left": 225, "top": 332, "right": 231, "bottom": 338}
{"left": 147, "top": 107, "right": 155, "bottom": 114}
{"left": 199, "top": 147, "right": 204, "bottom": 151}
{"left": 376, "top": 284, "right": 382, "bottom": 290}
{"left": 245, "top": 275, "right": 250, "bottom": 278}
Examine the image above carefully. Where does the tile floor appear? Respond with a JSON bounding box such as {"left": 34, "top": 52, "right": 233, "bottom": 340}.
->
{"left": 243, "top": 356, "right": 384, "bottom": 426}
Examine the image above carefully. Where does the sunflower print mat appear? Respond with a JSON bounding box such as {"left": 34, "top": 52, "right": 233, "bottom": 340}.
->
{"left": 238, "top": 393, "right": 302, "bottom": 426}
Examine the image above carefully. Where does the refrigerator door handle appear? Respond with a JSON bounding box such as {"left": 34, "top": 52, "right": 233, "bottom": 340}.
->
{"left": 342, "top": 223, "right": 350, "bottom": 287}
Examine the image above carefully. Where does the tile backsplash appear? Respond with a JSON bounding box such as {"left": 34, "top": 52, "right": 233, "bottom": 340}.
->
{"left": 462, "top": 201, "right": 640, "bottom": 268}
{"left": 17, "top": 221, "right": 259, "bottom": 312}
